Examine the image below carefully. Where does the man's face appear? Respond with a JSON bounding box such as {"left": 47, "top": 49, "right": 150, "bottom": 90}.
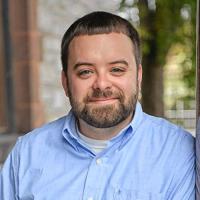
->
{"left": 62, "top": 33, "right": 142, "bottom": 128}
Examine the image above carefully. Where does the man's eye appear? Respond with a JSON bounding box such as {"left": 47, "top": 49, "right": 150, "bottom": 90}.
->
{"left": 111, "top": 67, "right": 125, "bottom": 75}
{"left": 77, "top": 70, "right": 93, "bottom": 78}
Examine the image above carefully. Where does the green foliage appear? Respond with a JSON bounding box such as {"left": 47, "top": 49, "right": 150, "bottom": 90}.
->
{"left": 119, "top": 0, "right": 196, "bottom": 105}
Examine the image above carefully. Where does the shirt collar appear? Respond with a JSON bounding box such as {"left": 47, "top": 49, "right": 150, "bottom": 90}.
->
{"left": 107, "top": 101, "right": 144, "bottom": 149}
{"left": 128, "top": 101, "right": 144, "bottom": 134}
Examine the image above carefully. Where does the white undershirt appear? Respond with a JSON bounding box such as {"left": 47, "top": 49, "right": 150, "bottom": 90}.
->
{"left": 76, "top": 123, "right": 108, "bottom": 153}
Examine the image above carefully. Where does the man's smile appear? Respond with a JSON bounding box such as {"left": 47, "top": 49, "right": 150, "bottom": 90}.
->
{"left": 87, "top": 97, "right": 119, "bottom": 104}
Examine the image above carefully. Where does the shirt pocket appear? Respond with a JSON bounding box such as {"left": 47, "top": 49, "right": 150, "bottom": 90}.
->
{"left": 105, "top": 186, "right": 164, "bottom": 200}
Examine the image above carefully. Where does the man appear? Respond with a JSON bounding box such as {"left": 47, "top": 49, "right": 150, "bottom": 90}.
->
{"left": 0, "top": 11, "right": 195, "bottom": 199}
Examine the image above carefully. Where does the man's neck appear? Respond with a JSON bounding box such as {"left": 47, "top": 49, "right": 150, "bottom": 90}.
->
{"left": 77, "top": 114, "right": 133, "bottom": 140}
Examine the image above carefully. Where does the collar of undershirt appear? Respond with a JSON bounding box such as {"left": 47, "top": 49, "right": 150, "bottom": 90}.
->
{"left": 75, "top": 123, "right": 108, "bottom": 153}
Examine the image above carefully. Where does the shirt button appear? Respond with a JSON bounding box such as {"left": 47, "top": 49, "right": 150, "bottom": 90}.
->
{"left": 96, "top": 158, "right": 102, "bottom": 165}
{"left": 88, "top": 197, "right": 93, "bottom": 200}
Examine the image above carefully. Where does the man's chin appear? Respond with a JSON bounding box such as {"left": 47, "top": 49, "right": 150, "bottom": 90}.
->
{"left": 86, "top": 103, "right": 117, "bottom": 114}
{"left": 80, "top": 113, "right": 123, "bottom": 128}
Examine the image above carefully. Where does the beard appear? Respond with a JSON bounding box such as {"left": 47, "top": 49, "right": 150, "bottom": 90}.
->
{"left": 68, "top": 85, "right": 139, "bottom": 128}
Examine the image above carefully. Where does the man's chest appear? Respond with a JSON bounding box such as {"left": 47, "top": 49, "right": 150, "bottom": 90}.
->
{"left": 17, "top": 148, "right": 169, "bottom": 200}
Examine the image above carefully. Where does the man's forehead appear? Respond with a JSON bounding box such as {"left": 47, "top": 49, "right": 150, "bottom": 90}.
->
{"left": 69, "top": 32, "right": 132, "bottom": 45}
{"left": 66, "top": 33, "right": 137, "bottom": 73}
{"left": 68, "top": 33, "right": 135, "bottom": 58}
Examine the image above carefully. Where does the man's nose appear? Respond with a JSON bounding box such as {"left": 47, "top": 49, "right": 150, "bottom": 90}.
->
{"left": 92, "top": 74, "right": 112, "bottom": 91}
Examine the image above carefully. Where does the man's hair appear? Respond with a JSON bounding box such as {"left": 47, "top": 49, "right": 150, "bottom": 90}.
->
{"left": 61, "top": 11, "right": 141, "bottom": 73}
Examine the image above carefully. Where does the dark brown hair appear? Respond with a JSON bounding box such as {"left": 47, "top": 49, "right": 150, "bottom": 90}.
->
{"left": 61, "top": 11, "right": 141, "bottom": 73}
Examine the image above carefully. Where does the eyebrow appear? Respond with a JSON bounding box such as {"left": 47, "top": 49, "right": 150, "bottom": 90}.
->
{"left": 73, "top": 62, "right": 94, "bottom": 70}
{"left": 108, "top": 60, "right": 129, "bottom": 66}
{"left": 73, "top": 59, "right": 129, "bottom": 70}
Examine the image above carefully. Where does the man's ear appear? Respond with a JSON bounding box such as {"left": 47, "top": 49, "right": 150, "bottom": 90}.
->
{"left": 138, "top": 64, "right": 142, "bottom": 91}
{"left": 61, "top": 70, "right": 69, "bottom": 97}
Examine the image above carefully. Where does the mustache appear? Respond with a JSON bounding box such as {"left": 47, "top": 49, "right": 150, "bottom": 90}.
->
{"left": 85, "top": 89, "right": 124, "bottom": 101}
{"left": 92, "top": 89, "right": 113, "bottom": 98}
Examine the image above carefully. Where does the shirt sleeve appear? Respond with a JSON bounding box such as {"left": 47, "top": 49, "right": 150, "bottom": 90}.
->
{"left": 0, "top": 139, "right": 20, "bottom": 200}
{"left": 167, "top": 131, "right": 195, "bottom": 200}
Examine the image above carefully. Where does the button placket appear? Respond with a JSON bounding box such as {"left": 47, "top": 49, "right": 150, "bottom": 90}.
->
{"left": 82, "top": 157, "right": 105, "bottom": 200}
{"left": 96, "top": 158, "right": 102, "bottom": 165}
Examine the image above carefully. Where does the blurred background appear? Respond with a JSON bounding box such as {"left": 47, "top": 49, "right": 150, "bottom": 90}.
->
{"left": 0, "top": 0, "right": 197, "bottom": 164}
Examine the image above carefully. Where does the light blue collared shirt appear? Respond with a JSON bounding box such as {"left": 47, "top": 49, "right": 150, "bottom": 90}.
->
{"left": 0, "top": 103, "right": 195, "bottom": 200}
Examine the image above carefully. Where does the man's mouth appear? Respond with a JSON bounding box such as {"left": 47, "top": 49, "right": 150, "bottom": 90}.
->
{"left": 88, "top": 97, "right": 119, "bottom": 104}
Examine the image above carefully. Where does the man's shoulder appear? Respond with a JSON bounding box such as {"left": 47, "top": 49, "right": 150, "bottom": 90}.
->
{"left": 4, "top": 115, "right": 72, "bottom": 175}
{"left": 18, "top": 115, "right": 67, "bottom": 145}
{"left": 140, "top": 113, "right": 195, "bottom": 176}
{"left": 142, "top": 112, "right": 194, "bottom": 146}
